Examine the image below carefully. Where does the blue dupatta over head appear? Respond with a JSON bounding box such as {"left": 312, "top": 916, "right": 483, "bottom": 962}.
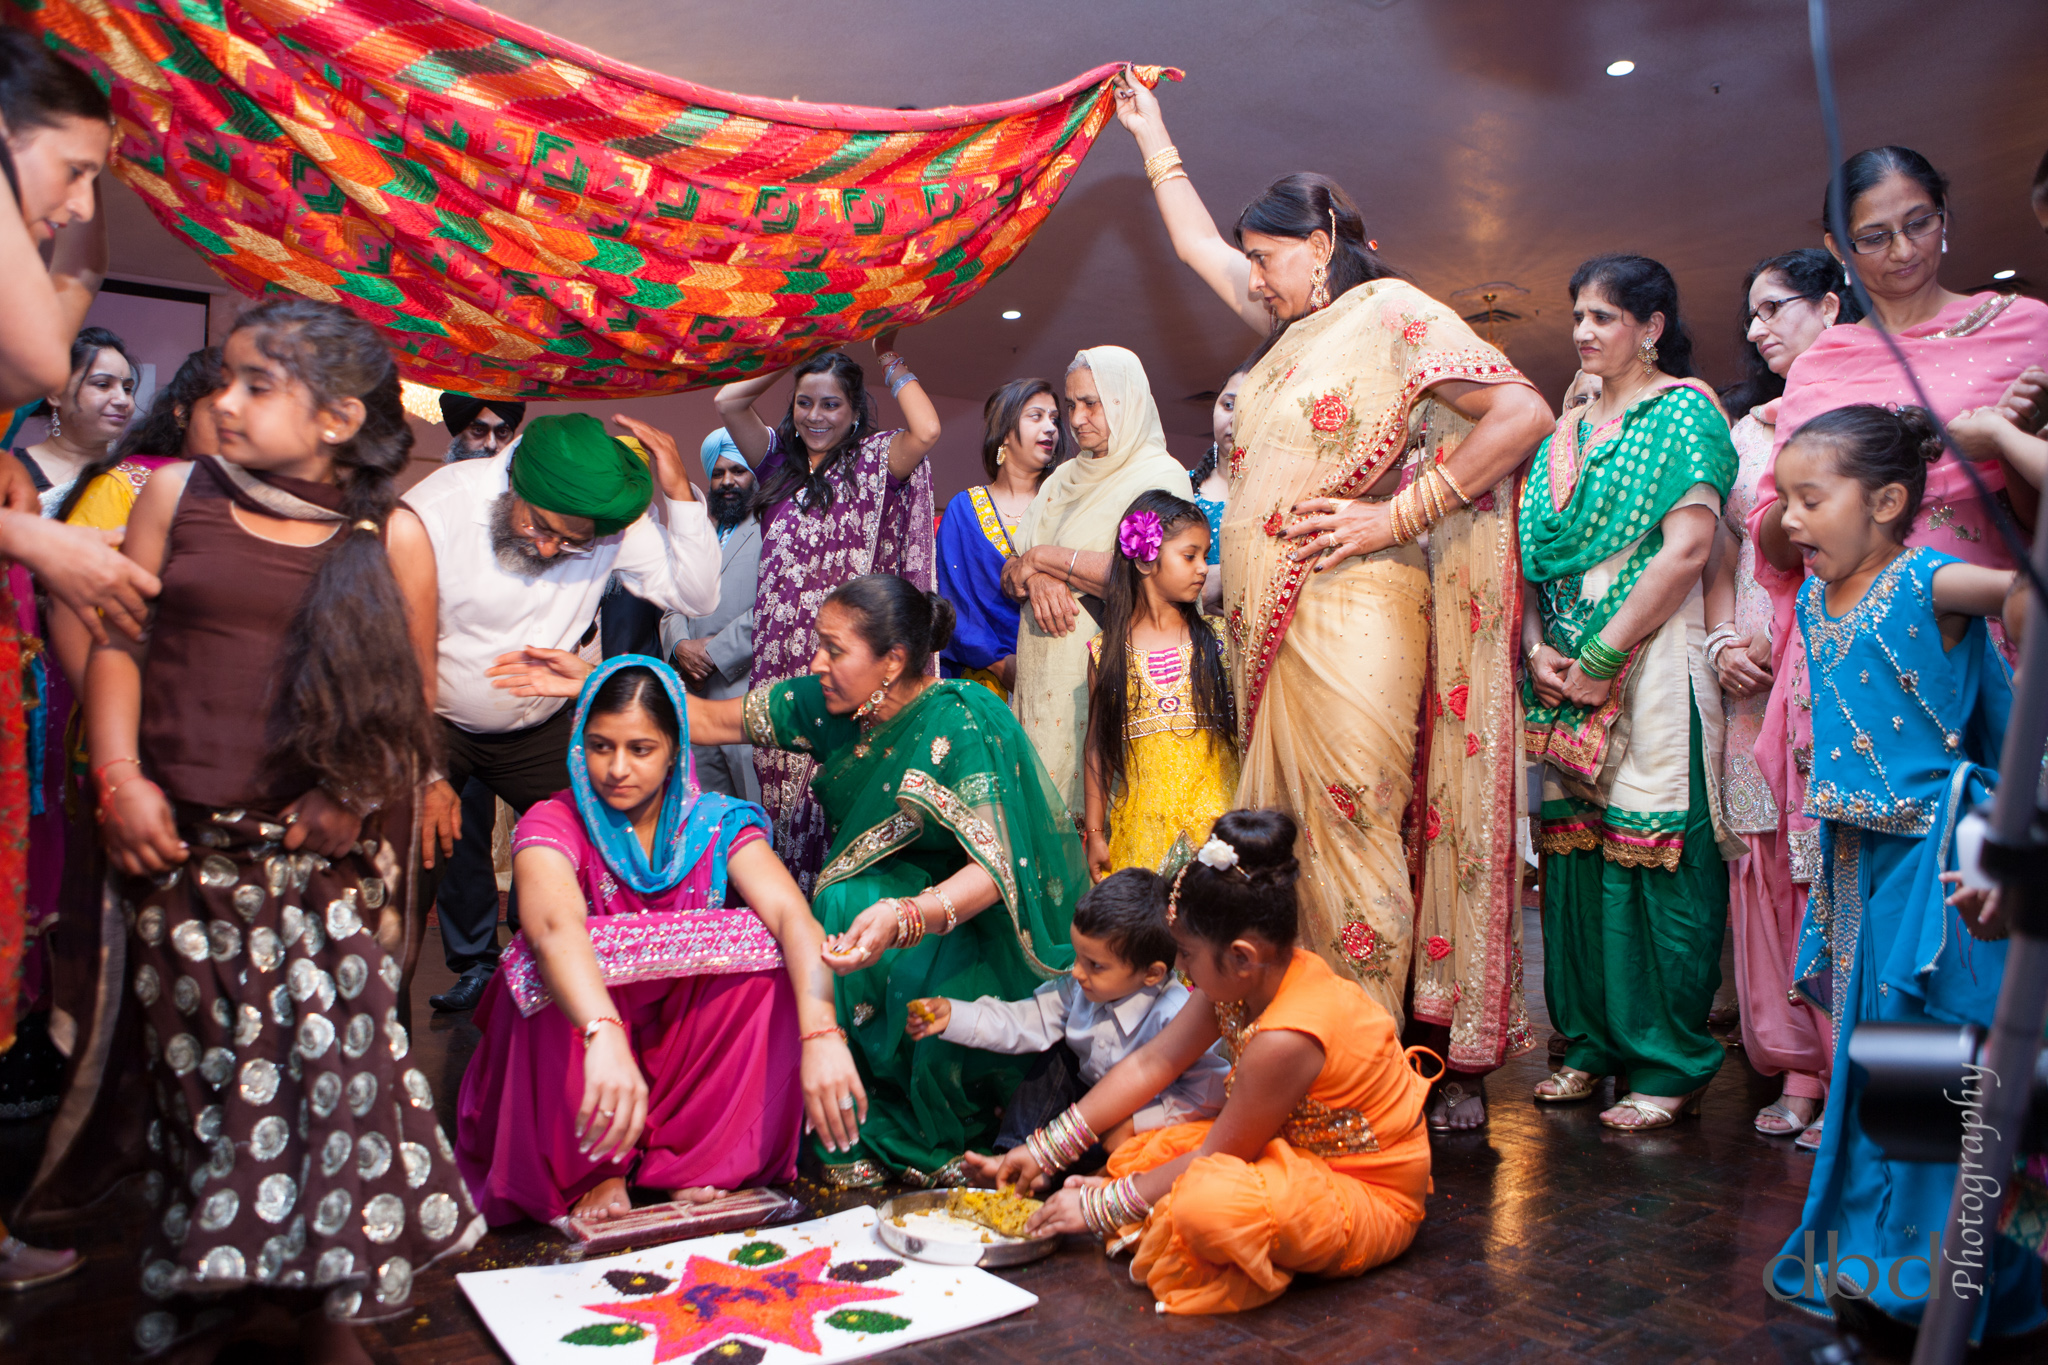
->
{"left": 568, "top": 654, "right": 767, "bottom": 897}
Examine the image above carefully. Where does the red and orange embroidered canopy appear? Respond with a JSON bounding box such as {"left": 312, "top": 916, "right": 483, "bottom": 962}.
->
{"left": 13, "top": 0, "right": 1173, "bottom": 397}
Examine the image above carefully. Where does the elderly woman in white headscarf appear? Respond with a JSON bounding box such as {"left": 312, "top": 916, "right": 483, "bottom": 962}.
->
{"left": 1001, "top": 346, "right": 1189, "bottom": 819}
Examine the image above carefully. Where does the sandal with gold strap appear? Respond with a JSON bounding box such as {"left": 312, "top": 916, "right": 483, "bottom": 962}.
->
{"left": 1533, "top": 1067, "right": 1597, "bottom": 1104}
{"left": 1601, "top": 1089, "right": 1704, "bottom": 1132}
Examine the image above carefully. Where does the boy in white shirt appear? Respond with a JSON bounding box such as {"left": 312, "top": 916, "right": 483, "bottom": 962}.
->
{"left": 908, "top": 869, "right": 1228, "bottom": 1165}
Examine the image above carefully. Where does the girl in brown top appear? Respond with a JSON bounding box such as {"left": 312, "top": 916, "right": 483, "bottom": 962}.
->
{"left": 84, "top": 297, "right": 477, "bottom": 1361}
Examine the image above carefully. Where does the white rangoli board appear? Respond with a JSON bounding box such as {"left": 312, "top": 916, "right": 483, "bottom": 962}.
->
{"left": 457, "top": 1207, "right": 1039, "bottom": 1365}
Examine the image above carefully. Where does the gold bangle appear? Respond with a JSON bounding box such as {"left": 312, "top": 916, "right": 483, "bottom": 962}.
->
{"left": 1435, "top": 464, "right": 1473, "bottom": 507}
{"left": 1150, "top": 167, "right": 1189, "bottom": 188}
{"left": 1141, "top": 144, "right": 1181, "bottom": 179}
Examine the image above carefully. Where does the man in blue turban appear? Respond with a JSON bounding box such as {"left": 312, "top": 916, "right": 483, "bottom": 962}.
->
{"left": 658, "top": 427, "right": 761, "bottom": 799}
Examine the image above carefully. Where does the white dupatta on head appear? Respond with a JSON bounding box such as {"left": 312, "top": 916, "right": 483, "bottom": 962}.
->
{"left": 1012, "top": 345, "right": 1192, "bottom": 814}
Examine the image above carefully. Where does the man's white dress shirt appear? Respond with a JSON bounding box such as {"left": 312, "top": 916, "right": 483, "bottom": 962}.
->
{"left": 406, "top": 441, "right": 719, "bottom": 734}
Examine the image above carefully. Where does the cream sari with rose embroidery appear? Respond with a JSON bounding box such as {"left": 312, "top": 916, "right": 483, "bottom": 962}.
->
{"left": 1221, "top": 278, "right": 1535, "bottom": 1069}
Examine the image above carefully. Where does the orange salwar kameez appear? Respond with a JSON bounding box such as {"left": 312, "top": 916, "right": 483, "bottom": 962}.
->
{"left": 1106, "top": 950, "right": 1433, "bottom": 1314}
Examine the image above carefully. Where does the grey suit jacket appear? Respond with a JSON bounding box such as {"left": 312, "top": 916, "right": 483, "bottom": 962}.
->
{"left": 659, "top": 517, "right": 760, "bottom": 702}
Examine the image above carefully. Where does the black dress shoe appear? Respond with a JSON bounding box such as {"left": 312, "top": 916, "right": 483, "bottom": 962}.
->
{"left": 429, "top": 964, "right": 493, "bottom": 1013}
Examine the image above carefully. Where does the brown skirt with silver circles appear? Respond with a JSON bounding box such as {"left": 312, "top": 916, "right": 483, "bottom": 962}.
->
{"left": 125, "top": 807, "right": 484, "bottom": 1357}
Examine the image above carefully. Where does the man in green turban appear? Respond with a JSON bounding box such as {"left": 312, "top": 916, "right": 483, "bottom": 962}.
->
{"left": 507, "top": 412, "right": 653, "bottom": 540}
{"left": 404, "top": 409, "right": 717, "bottom": 1012}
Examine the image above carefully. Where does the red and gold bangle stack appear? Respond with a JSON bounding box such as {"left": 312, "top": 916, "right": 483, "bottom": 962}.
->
{"left": 1022, "top": 1103, "right": 1097, "bottom": 1175}
{"left": 891, "top": 897, "right": 927, "bottom": 950}
{"left": 1078, "top": 1175, "right": 1152, "bottom": 1238}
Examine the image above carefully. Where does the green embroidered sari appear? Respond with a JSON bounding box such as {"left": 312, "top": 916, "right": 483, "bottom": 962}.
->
{"left": 743, "top": 675, "right": 1082, "bottom": 1186}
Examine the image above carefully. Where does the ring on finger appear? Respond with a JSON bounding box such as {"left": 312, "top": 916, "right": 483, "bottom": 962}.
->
{"left": 838, "top": 1093, "right": 856, "bottom": 1110}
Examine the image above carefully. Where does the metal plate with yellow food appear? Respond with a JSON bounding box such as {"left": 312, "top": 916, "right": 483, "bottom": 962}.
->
{"left": 874, "top": 1189, "right": 1057, "bottom": 1267}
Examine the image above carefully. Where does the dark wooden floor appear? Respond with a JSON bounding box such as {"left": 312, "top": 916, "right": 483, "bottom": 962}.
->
{"left": 3, "top": 909, "right": 2039, "bottom": 1364}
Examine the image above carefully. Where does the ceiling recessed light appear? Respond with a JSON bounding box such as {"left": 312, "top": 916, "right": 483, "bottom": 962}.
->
{"left": 1000, "top": 309, "right": 1022, "bottom": 320}
{"left": 1606, "top": 59, "right": 1635, "bottom": 76}
{"left": 1993, "top": 269, "right": 2017, "bottom": 280}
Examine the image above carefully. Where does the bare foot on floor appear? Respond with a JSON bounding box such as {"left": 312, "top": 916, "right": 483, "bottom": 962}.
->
{"left": 572, "top": 1176, "right": 632, "bottom": 1221}
{"left": 669, "top": 1186, "right": 727, "bottom": 1205}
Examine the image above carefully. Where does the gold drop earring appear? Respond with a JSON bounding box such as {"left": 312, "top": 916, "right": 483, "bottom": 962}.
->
{"left": 1637, "top": 337, "right": 1659, "bottom": 375}
{"left": 1307, "top": 208, "right": 1336, "bottom": 312}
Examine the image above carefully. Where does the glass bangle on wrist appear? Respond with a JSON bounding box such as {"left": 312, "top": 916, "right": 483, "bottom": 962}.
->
{"left": 1577, "top": 635, "right": 1628, "bottom": 680}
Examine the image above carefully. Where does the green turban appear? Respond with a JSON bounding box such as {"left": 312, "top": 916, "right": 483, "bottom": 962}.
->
{"left": 509, "top": 413, "right": 652, "bottom": 536}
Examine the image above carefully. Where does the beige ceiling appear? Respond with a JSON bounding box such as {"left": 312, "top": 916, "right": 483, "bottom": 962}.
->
{"left": 103, "top": 0, "right": 2048, "bottom": 478}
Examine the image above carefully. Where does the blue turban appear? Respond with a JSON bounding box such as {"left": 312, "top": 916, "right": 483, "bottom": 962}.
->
{"left": 700, "top": 427, "right": 747, "bottom": 479}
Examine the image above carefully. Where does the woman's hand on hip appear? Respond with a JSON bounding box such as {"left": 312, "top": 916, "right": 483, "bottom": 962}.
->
{"left": 1287, "top": 496, "right": 1392, "bottom": 571}
{"left": 820, "top": 900, "right": 901, "bottom": 974}
{"left": 1024, "top": 572, "right": 1079, "bottom": 637}
{"left": 280, "top": 788, "right": 364, "bottom": 860}
{"left": 1559, "top": 660, "right": 1613, "bottom": 709}
{"left": 1526, "top": 644, "right": 1570, "bottom": 708}
{"left": 800, "top": 1034, "right": 868, "bottom": 1154}
{"left": 104, "top": 776, "right": 188, "bottom": 876}
{"left": 576, "top": 1025, "right": 648, "bottom": 1164}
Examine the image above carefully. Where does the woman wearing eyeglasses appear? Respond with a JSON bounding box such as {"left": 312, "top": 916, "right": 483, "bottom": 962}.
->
{"left": 1755, "top": 147, "right": 2047, "bottom": 594}
{"left": 1706, "top": 248, "right": 1859, "bottom": 1152}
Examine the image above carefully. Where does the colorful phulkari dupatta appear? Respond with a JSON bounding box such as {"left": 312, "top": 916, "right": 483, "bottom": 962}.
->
{"left": 14, "top": 0, "right": 1174, "bottom": 397}
{"left": 1518, "top": 380, "right": 1736, "bottom": 782}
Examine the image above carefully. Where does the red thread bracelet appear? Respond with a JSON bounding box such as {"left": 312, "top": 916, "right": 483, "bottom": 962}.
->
{"left": 800, "top": 1025, "right": 847, "bottom": 1042}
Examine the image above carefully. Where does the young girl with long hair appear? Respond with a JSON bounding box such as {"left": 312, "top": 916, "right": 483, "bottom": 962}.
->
{"left": 993, "top": 809, "right": 1436, "bottom": 1315}
{"left": 85, "top": 297, "right": 479, "bottom": 1360}
{"left": 1765, "top": 404, "right": 2036, "bottom": 1338}
{"left": 1081, "top": 490, "right": 1237, "bottom": 879}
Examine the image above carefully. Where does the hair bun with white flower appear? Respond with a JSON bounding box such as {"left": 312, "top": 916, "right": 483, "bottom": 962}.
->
{"left": 1196, "top": 835, "right": 1239, "bottom": 872}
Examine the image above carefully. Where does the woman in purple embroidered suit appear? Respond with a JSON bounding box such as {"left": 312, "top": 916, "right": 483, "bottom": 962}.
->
{"left": 455, "top": 657, "right": 861, "bottom": 1227}
{"left": 715, "top": 339, "right": 941, "bottom": 893}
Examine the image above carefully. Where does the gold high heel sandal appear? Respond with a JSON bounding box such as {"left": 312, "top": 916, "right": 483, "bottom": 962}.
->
{"left": 1532, "top": 1067, "right": 1598, "bottom": 1103}
{"left": 1600, "top": 1088, "right": 1705, "bottom": 1132}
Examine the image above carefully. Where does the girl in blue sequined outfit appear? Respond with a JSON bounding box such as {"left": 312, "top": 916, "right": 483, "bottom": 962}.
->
{"left": 1765, "top": 404, "right": 2034, "bottom": 1341}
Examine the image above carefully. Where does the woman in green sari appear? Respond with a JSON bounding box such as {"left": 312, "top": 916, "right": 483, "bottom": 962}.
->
{"left": 492, "top": 574, "right": 1083, "bottom": 1188}
{"left": 1519, "top": 256, "right": 1742, "bottom": 1132}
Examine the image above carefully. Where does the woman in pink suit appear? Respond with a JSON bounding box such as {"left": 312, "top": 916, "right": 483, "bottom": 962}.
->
{"left": 456, "top": 656, "right": 862, "bottom": 1226}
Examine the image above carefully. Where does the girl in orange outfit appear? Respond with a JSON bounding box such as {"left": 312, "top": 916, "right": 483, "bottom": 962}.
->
{"left": 986, "top": 808, "right": 1434, "bottom": 1314}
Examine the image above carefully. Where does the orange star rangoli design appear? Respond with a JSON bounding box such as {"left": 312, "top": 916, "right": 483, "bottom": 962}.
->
{"left": 583, "top": 1245, "right": 899, "bottom": 1360}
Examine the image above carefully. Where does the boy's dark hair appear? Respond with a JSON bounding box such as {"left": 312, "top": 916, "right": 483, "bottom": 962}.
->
{"left": 1071, "top": 867, "right": 1174, "bottom": 972}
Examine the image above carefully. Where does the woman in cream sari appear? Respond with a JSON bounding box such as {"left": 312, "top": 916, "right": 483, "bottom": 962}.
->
{"left": 1112, "top": 73, "right": 1554, "bottom": 1129}
{"left": 1004, "top": 346, "right": 1190, "bottom": 818}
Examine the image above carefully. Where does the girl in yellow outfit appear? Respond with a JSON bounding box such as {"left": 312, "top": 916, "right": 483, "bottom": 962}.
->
{"left": 1082, "top": 491, "right": 1238, "bottom": 879}
{"left": 990, "top": 808, "right": 1434, "bottom": 1314}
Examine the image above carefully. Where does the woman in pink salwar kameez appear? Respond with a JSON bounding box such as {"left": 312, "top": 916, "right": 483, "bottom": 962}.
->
{"left": 456, "top": 656, "right": 862, "bottom": 1227}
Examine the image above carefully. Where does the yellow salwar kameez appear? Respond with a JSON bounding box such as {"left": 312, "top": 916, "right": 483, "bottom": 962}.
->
{"left": 1220, "top": 278, "right": 1535, "bottom": 1067}
{"left": 1088, "top": 637, "right": 1239, "bottom": 873}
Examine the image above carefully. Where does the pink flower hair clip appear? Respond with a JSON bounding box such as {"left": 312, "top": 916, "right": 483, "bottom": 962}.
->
{"left": 1118, "top": 508, "right": 1164, "bottom": 563}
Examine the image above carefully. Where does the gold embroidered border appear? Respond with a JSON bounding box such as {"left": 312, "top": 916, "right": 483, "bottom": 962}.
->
{"left": 894, "top": 769, "right": 1064, "bottom": 981}
{"left": 1536, "top": 825, "right": 1601, "bottom": 856}
{"left": 741, "top": 684, "right": 777, "bottom": 749}
{"left": 967, "top": 485, "right": 1017, "bottom": 559}
{"left": 814, "top": 812, "right": 921, "bottom": 894}
{"left": 1601, "top": 840, "right": 1683, "bottom": 873}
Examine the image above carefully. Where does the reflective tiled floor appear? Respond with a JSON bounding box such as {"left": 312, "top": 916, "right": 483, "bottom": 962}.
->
{"left": 2, "top": 910, "right": 2033, "bottom": 1363}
